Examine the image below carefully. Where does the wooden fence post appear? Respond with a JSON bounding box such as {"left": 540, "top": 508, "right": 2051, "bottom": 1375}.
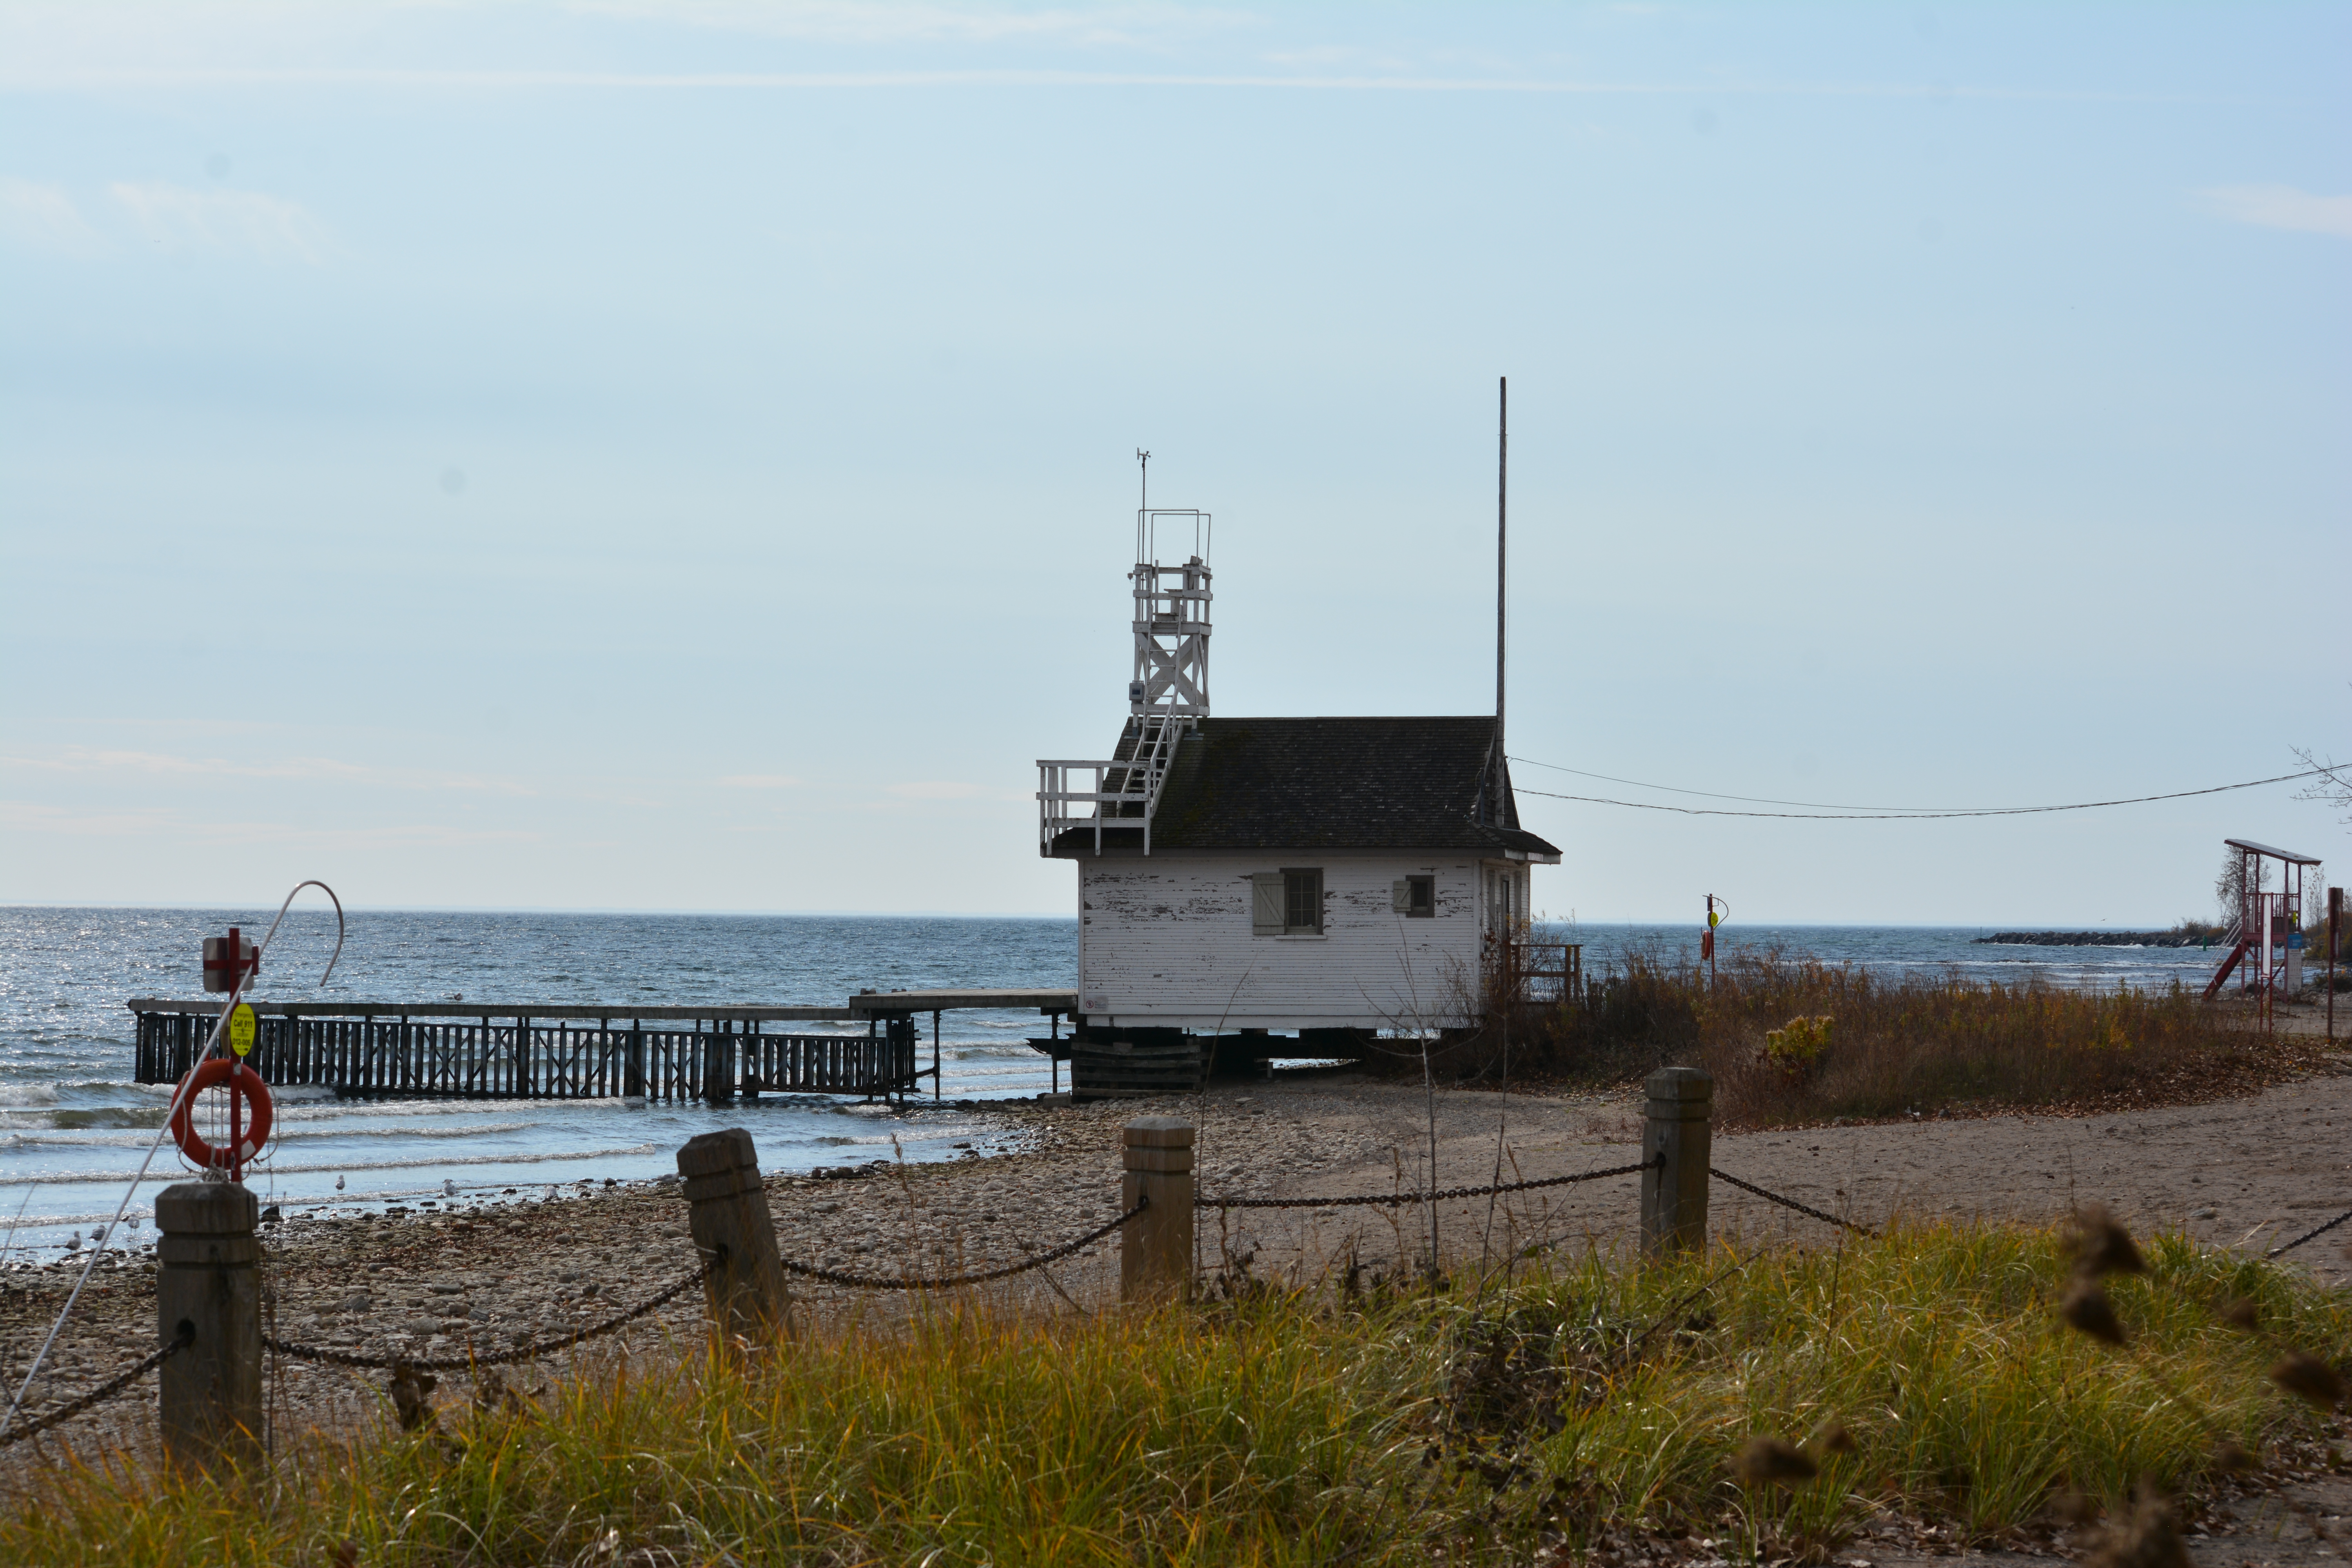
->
{"left": 155, "top": 1181, "right": 262, "bottom": 1472}
{"left": 677, "top": 1128, "right": 791, "bottom": 1341}
{"left": 1120, "top": 1117, "right": 1193, "bottom": 1305}
{"left": 1640, "top": 1067, "right": 1711, "bottom": 1255}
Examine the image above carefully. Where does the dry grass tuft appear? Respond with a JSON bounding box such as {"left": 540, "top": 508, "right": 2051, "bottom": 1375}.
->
{"left": 2268, "top": 1349, "right": 2347, "bottom": 1410}
{"left": 1502, "top": 945, "right": 2317, "bottom": 1127}
{"left": 2082, "top": 1480, "right": 2191, "bottom": 1568}
{"left": 1812, "top": 1421, "right": 1858, "bottom": 1456}
{"left": 2062, "top": 1277, "right": 2130, "bottom": 1346}
{"left": 2066, "top": 1204, "right": 2149, "bottom": 1279}
{"left": 1733, "top": 1436, "right": 1819, "bottom": 1486}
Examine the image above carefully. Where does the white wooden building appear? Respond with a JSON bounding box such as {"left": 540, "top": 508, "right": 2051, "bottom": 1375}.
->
{"left": 1037, "top": 506, "right": 1559, "bottom": 1045}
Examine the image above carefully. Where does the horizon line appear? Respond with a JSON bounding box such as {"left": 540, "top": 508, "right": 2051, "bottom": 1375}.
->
{"left": 0, "top": 903, "right": 2210, "bottom": 929}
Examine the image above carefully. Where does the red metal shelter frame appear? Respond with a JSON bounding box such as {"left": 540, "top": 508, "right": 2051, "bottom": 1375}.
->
{"left": 2203, "top": 837, "right": 2323, "bottom": 1014}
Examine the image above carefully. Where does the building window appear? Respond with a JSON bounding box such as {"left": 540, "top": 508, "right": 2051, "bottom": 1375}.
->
{"left": 1393, "top": 875, "right": 1436, "bottom": 918}
{"left": 1252, "top": 869, "right": 1323, "bottom": 935}
{"left": 1285, "top": 869, "right": 1323, "bottom": 934}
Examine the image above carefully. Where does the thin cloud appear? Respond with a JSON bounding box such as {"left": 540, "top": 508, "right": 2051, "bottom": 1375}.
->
{"left": 2198, "top": 184, "right": 2352, "bottom": 240}
{"left": 0, "top": 746, "right": 534, "bottom": 796}
{"left": 191, "top": 820, "right": 543, "bottom": 848}
{"left": 108, "top": 181, "right": 327, "bottom": 262}
{"left": 0, "top": 65, "right": 2225, "bottom": 106}
{"left": 881, "top": 780, "right": 1031, "bottom": 804}
{"left": 3, "top": 747, "right": 366, "bottom": 781}
{"left": 3, "top": 798, "right": 542, "bottom": 848}
{"left": 0, "top": 176, "right": 105, "bottom": 255}
{"left": 0, "top": 799, "right": 176, "bottom": 838}
{"left": 569, "top": 0, "right": 1255, "bottom": 49}
{"left": 887, "top": 780, "right": 986, "bottom": 800}
{"left": 718, "top": 773, "right": 802, "bottom": 788}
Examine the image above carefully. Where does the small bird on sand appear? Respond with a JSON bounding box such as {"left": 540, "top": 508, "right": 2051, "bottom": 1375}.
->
{"left": 335, "top": 1174, "right": 346, "bottom": 1192}
{"left": 63, "top": 1231, "right": 80, "bottom": 1252}
{"left": 443, "top": 1179, "right": 457, "bottom": 1198}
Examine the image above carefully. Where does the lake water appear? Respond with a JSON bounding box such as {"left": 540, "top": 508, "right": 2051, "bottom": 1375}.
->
{"left": 0, "top": 908, "right": 2234, "bottom": 1259}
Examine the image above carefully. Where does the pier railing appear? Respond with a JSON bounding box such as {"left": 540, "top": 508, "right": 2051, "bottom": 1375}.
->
{"left": 127, "top": 1000, "right": 921, "bottom": 1105}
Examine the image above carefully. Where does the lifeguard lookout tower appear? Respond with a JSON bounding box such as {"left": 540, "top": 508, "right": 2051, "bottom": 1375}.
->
{"left": 1035, "top": 494, "right": 1561, "bottom": 1090}
{"left": 2204, "top": 837, "right": 2323, "bottom": 1001}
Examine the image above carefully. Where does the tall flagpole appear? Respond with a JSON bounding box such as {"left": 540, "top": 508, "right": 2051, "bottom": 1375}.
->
{"left": 1497, "top": 376, "right": 1507, "bottom": 755}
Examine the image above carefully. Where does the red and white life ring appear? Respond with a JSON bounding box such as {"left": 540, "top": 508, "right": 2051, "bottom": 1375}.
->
{"left": 169, "top": 1058, "right": 274, "bottom": 1172}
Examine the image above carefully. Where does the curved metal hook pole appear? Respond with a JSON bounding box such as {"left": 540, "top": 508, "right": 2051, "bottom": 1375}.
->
{"left": 252, "top": 878, "right": 345, "bottom": 989}
{"left": 1, "top": 877, "right": 344, "bottom": 1439}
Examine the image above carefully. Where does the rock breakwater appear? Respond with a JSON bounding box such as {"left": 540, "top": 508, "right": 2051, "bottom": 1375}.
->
{"left": 1975, "top": 931, "right": 2219, "bottom": 948}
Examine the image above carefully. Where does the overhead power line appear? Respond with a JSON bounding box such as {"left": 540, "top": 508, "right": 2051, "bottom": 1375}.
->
{"left": 1512, "top": 755, "right": 1998, "bottom": 811}
{"left": 1507, "top": 763, "right": 2328, "bottom": 822}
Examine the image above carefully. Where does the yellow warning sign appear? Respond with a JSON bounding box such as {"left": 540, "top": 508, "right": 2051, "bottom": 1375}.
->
{"left": 228, "top": 1003, "right": 257, "bottom": 1058}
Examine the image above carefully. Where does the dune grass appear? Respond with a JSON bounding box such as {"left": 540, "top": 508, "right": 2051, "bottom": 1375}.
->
{"left": 1519, "top": 949, "right": 2317, "bottom": 1127}
{"left": 7, "top": 1219, "right": 2347, "bottom": 1566}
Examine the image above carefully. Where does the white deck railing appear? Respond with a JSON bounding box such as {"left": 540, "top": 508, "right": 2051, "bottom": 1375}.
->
{"left": 1036, "top": 715, "right": 1188, "bottom": 855}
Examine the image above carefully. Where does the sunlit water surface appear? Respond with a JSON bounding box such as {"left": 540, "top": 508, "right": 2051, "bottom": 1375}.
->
{"left": 0, "top": 909, "right": 2228, "bottom": 1258}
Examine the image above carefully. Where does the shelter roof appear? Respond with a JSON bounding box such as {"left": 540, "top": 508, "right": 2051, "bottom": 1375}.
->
{"left": 1049, "top": 715, "right": 1560, "bottom": 860}
{"left": 2224, "top": 838, "right": 2324, "bottom": 866}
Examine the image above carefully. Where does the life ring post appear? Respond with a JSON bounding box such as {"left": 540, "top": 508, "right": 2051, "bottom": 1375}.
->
{"left": 169, "top": 1060, "right": 273, "bottom": 1175}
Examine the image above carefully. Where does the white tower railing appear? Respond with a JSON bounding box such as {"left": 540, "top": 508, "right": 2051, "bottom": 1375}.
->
{"left": 1037, "top": 508, "right": 1211, "bottom": 857}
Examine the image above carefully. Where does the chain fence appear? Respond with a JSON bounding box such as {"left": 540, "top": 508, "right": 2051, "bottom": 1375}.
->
{"left": 1707, "top": 1167, "right": 1876, "bottom": 1238}
{"left": 1704, "top": 1165, "right": 2349, "bottom": 1256}
{"left": 0, "top": 1325, "right": 191, "bottom": 1449}
{"left": 265, "top": 1259, "right": 714, "bottom": 1373}
{"left": 2268, "top": 1206, "right": 2352, "bottom": 1259}
{"left": 1194, "top": 1156, "right": 1658, "bottom": 1211}
{"left": 26, "top": 1142, "right": 2328, "bottom": 1432}
{"left": 771, "top": 1198, "right": 1146, "bottom": 1290}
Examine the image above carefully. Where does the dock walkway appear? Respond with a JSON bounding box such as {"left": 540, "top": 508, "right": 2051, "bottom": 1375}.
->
{"left": 129, "top": 991, "right": 1076, "bottom": 1105}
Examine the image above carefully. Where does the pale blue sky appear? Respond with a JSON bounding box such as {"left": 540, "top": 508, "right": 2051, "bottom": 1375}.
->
{"left": 2, "top": 2, "right": 2345, "bottom": 923}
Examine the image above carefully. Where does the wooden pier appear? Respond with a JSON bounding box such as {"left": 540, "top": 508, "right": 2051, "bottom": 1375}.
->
{"left": 128, "top": 1000, "right": 925, "bottom": 1105}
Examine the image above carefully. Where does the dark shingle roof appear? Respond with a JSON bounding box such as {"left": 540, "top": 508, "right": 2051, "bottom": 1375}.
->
{"left": 1048, "top": 715, "right": 1560, "bottom": 858}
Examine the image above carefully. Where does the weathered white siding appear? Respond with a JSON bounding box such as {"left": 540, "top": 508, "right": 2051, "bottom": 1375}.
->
{"left": 1075, "top": 853, "right": 1533, "bottom": 1031}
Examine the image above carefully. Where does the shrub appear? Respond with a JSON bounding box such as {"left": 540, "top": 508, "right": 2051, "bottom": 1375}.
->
{"left": 1760, "top": 1014, "right": 1833, "bottom": 1079}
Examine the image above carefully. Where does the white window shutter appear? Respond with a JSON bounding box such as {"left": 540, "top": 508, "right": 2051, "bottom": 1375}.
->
{"left": 1392, "top": 879, "right": 1410, "bottom": 913}
{"left": 1252, "top": 873, "right": 1285, "bottom": 935}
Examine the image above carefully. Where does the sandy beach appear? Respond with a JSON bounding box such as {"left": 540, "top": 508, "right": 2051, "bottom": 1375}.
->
{"left": 7, "top": 1046, "right": 2348, "bottom": 1480}
{"left": 12, "top": 1048, "right": 2352, "bottom": 1453}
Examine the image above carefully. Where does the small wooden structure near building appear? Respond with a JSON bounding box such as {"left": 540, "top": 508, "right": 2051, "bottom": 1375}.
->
{"left": 2205, "top": 838, "right": 2324, "bottom": 1002}
{"left": 1035, "top": 500, "right": 1563, "bottom": 1095}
